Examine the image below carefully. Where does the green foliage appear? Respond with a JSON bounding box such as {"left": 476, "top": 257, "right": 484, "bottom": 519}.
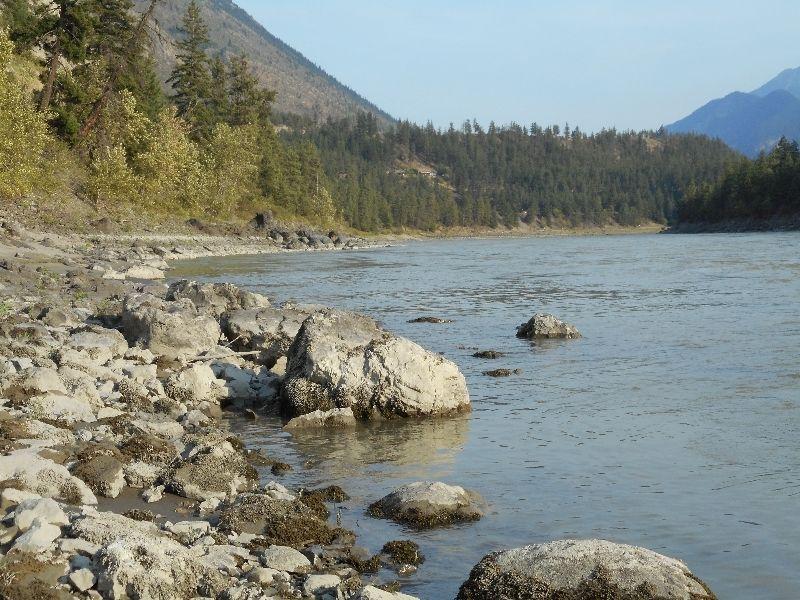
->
{"left": 0, "top": 29, "right": 53, "bottom": 199}
{"left": 168, "top": 0, "right": 212, "bottom": 133}
{"left": 85, "top": 144, "right": 143, "bottom": 207}
{"left": 677, "top": 137, "right": 800, "bottom": 224}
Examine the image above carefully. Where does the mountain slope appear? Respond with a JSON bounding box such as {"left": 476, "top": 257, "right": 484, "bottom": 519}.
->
{"left": 666, "top": 89, "right": 800, "bottom": 157}
{"left": 138, "top": 0, "right": 393, "bottom": 126}
{"left": 752, "top": 66, "right": 800, "bottom": 99}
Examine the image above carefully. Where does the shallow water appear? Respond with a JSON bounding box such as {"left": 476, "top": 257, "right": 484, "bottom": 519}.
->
{"left": 171, "top": 233, "right": 800, "bottom": 600}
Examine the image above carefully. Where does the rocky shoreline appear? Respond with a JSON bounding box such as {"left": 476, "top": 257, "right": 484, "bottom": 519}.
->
{"left": 0, "top": 220, "right": 718, "bottom": 599}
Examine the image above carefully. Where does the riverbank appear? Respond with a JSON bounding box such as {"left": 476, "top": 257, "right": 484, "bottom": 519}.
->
{"left": 0, "top": 220, "right": 727, "bottom": 599}
{"left": 664, "top": 214, "right": 800, "bottom": 233}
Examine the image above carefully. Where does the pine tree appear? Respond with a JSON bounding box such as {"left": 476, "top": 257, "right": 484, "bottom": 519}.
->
{"left": 227, "top": 53, "right": 275, "bottom": 127}
{"left": 168, "top": 0, "right": 211, "bottom": 132}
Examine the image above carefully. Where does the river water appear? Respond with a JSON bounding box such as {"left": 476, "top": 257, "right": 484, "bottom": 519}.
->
{"left": 171, "top": 233, "right": 800, "bottom": 600}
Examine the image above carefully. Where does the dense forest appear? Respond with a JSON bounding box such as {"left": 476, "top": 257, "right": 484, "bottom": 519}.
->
{"left": 279, "top": 114, "right": 740, "bottom": 230}
{"left": 1, "top": 0, "right": 741, "bottom": 232}
{"left": 676, "top": 137, "right": 800, "bottom": 225}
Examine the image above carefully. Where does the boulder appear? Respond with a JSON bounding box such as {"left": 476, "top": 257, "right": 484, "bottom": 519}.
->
{"left": 223, "top": 306, "right": 311, "bottom": 366}
{"left": 356, "top": 586, "right": 420, "bottom": 600}
{"left": 284, "top": 407, "right": 358, "bottom": 430}
{"left": 281, "top": 310, "right": 470, "bottom": 419}
{"left": 26, "top": 392, "right": 96, "bottom": 424}
{"left": 368, "top": 481, "right": 483, "bottom": 529}
{"left": 516, "top": 314, "right": 581, "bottom": 340}
{"left": 304, "top": 574, "right": 342, "bottom": 596}
{"left": 13, "top": 497, "right": 69, "bottom": 532}
{"left": 456, "top": 539, "right": 717, "bottom": 600}
{"left": 68, "top": 327, "right": 129, "bottom": 364}
{"left": 261, "top": 545, "right": 311, "bottom": 573}
{"left": 0, "top": 448, "right": 97, "bottom": 505}
{"left": 121, "top": 294, "right": 220, "bottom": 362}
{"left": 165, "top": 362, "right": 227, "bottom": 406}
{"left": 166, "top": 440, "right": 258, "bottom": 501}
{"left": 123, "top": 265, "right": 165, "bottom": 280}
{"left": 12, "top": 518, "right": 62, "bottom": 553}
{"left": 218, "top": 493, "right": 341, "bottom": 547}
{"left": 69, "top": 568, "right": 97, "bottom": 592}
{"left": 3, "top": 366, "right": 66, "bottom": 402}
{"left": 72, "top": 455, "right": 125, "bottom": 498}
{"left": 167, "top": 280, "right": 270, "bottom": 318}
{"left": 71, "top": 512, "right": 227, "bottom": 599}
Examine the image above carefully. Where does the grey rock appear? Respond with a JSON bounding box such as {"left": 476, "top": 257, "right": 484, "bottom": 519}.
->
{"left": 167, "top": 280, "right": 270, "bottom": 318}
{"left": 69, "top": 568, "right": 97, "bottom": 592}
{"left": 516, "top": 313, "right": 581, "bottom": 340}
{"left": 281, "top": 309, "right": 470, "bottom": 419}
{"left": 224, "top": 306, "right": 312, "bottom": 366}
{"left": 368, "top": 481, "right": 483, "bottom": 529}
{"left": 284, "top": 407, "right": 357, "bottom": 430}
{"left": 121, "top": 293, "right": 221, "bottom": 362}
{"left": 261, "top": 545, "right": 311, "bottom": 573}
{"left": 456, "top": 539, "right": 716, "bottom": 600}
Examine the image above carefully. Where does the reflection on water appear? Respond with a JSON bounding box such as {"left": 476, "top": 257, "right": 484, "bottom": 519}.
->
{"left": 173, "top": 233, "right": 800, "bottom": 600}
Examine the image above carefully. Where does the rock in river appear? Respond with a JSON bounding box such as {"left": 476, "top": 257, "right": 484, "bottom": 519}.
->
{"left": 456, "top": 539, "right": 717, "bottom": 600}
{"left": 281, "top": 309, "right": 470, "bottom": 419}
{"left": 516, "top": 313, "right": 581, "bottom": 340}
{"left": 368, "top": 481, "right": 483, "bottom": 529}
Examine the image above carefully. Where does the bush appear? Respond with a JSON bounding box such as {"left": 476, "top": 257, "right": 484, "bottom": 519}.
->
{"left": 0, "top": 29, "right": 52, "bottom": 199}
{"left": 85, "top": 144, "right": 143, "bottom": 208}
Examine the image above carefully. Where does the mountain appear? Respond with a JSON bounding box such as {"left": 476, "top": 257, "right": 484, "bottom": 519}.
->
{"left": 752, "top": 66, "right": 800, "bottom": 99}
{"left": 137, "top": 0, "right": 393, "bottom": 126}
{"left": 666, "top": 68, "right": 800, "bottom": 157}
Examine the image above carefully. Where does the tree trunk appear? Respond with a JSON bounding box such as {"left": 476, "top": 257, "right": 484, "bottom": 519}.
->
{"left": 39, "top": 37, "right": 61, "bottom": 112}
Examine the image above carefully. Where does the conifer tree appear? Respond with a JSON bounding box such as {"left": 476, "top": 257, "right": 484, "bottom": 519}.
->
{"left": 168, "top": 0, "right": 211, "bottom": 132}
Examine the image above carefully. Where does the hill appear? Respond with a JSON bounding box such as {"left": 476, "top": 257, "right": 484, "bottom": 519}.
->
{"left": 666, "top": 89, "right": 800, "bottom": 157}
{"left": 138, "top": 0, "right": 393, "bottom": 126}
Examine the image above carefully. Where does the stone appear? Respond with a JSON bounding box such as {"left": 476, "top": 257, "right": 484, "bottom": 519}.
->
{"left": 26, "top": 392, "right": 96, "bottom": 424}
{"left": 281, "top": 309, "right": 470, "bottom": 419}
{"left": 124, "top": 461, "right": 163, "bottom": 489}
{"left": 69, "top": 568, "right": 97, "bottom": 592}
{"left": 1, "top": 487, "right": 41, "bottom": 510}
{"left": 169, "top": 520, "right": 211, "bottom": 543}
{"left": 73, "top": 455, "right": 126, "bottom": 498}
{"left": 3, "top": 366, "right": 66, "bottom": 401}
{"left": 261, "top": 545, "right": 311, "bottom": 573}
{"left": 123, "top": 265, "right": 166, "bottom": 280}
{"left": 12, "top": 518, "right": 62, "bottom": 552}
{"left": 516, "top": 314, "right": 581, "bottom": 340}
{"left": 304, "top": 574, "right": 341, "bottom": 596}
{"left": 167, "top": 280, "right": 270, "bottom": 318}
{"left": 224, "top": 306, "right": 310, "bottom": 366}
{"left": 166, "top": 363, "right": 226, "bottom": 406}
{"left": 167, "top": 440, "right": 257, "bottom": 501}
{"left": 121, "top": 294, "right": 221, "bottom": 362}
{"left": 0, "top": 447, "right": 97, "bottom": 504}
{"left": 13, "top": 497, "right": 69, "bottom": 532}
{"left": 356, "top": 586, "right": 420, "bottom": 600}
{"left": 368, "top": 481, "right": 483, "bottom": 529}
{"left": 142, "top": 485, "right": 164, "bottom": 503}
{"left": 284, "top": 407, "right": 357, "bottom": 430}
{"left": 247, "top": 566, "right": 279, "bottom": 585}
{"left": 455, "top": 539, "right": 717, "bottom": 600}
{"left": 68, "top": 328, "right": 129, "bottom": 364}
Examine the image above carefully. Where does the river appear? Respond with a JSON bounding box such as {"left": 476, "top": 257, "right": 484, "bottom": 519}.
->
{"left": 170, "top": 232, "right": 800, "bottom": 600}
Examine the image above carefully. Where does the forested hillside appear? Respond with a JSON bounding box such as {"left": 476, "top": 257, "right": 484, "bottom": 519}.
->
{"left": 675, "top": 138, "right": 800, "bottom": 227}
{"left": 1, "top": 0, "right": 741, "bottom": 233}
{"left": 281, "top": 115, "right": 741, "bottom": 230}
{"left": 137, "top": 0, "right": 393, "bottom": 126}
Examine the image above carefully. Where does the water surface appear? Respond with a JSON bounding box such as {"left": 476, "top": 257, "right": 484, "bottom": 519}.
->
{"left": 171, "top": 233, "right": 800, "bottom": 600}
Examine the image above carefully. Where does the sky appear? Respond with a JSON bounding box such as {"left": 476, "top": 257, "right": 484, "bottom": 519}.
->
{"left": 236, "top": 1, "right": 800, "bottom": 132}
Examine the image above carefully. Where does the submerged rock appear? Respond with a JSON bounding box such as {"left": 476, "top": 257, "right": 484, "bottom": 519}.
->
{"left": 456, "top": 539, "right": 717, "bottom": 600}
{"left": 516, "top": 314, "right": 581, "bottom": 340}
{"left": 483, "top": 368, "right": 521, "bottom": 378}
{"left": 281, "top": 310, "right": 470, "bottom": 420}
{"left": 368, "top": 481, "right": 483, "bottom": 529}
{"left": 408, "top": 316, "right": 454, "bottom": 324}
{"left": 473, "top": 350, "right": 505, "bottom": 359}
{"left": 166, "top": 439, "right": 258, "bottom": 501}
{"left": 284, "top": 407, "right": 358, "bottom": 430}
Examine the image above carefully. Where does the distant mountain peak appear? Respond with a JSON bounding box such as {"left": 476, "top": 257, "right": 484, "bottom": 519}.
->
{"left": 752, "top": 66, "right": 800, "bottom": 99}
{"left": 666, "top": 67, "right": 800, "bottom": 157}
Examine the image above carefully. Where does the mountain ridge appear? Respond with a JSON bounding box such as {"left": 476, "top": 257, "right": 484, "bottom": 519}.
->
{"left": 138, "top": 0, "right": 393, "bottom": 126}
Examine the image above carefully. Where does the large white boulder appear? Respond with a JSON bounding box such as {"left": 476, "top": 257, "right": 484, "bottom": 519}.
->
{"left": 0, "top": 447, "right": 97, "bottom": 505}
{"left": 456, "top": 539, "right": 716, "bottom": 600}
{"left": 281, "top": 310, "right": 470, "bottom": 419}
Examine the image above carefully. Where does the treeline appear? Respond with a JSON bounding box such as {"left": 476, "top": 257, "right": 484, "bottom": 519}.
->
{"left": 0, "top": 0, "right": 335, "bottom": 224}
{"left": 2, "top": 0, "right": 740, "bottom": 232}
{"left": 281, "top": 114, "right": 740, "bottom": 230}
{"left": 676, "top": 137, "right": 800, "bottom": 224}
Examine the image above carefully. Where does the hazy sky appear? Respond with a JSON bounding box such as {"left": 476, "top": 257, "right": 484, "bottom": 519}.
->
{"left": 236, "top": 1, "right": 800, "bottom": 132}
